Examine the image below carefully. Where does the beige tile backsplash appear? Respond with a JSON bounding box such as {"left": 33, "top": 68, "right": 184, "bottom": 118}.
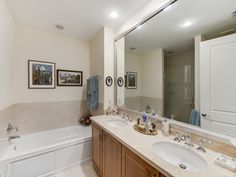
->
{"left": 0, "top": 100, "right": 104, "bottom": 137}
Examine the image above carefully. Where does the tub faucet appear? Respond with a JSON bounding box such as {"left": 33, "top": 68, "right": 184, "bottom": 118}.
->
{"left": 8, "top": 135, "right": 20, "bottom": 141}
{"left": 6, "top": 123, "right": 19, "bottom": 134}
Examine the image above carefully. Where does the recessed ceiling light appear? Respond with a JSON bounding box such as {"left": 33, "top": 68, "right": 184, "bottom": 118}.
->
{"left": 182, "top": 21, "right": 192, "bottom": 28}
{"left": 55, "top": 24, "right": 64, "bottom": 30}
{"left": 110, "top": 11, "right": 119, "bottom": 18}
{"left": 164, "top": 5, "right": 172, "bottom": 11}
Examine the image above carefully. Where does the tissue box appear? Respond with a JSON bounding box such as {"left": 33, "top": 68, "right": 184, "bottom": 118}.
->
{"left": 215, "top": 153, "right": 236, "bottom": 172}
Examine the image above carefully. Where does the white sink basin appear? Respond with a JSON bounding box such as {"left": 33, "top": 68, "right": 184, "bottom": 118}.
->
{"left": 106, "top": 119, "right": 128, "bottom": 128}
{"left": 152, "top": 141, "right": 207, "bottom": 172}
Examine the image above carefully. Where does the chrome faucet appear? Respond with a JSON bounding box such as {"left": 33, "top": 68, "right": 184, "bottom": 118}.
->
{"left": 8, "top": 135, "right": 20, "bottom": 141}
{"left": 185, "top": 135, "right": 193, "bottom": 147}
{"left": 6, "top": 123, "right": 19, "bottom": 134}
{"left": 197, "top": 139, "right": 206, "bottom": 152}
{"left": 121, "top": 114, "right": 130, "bottom": 121}
{"left": 173, "top": 131, "right": 181, "bottom": 142}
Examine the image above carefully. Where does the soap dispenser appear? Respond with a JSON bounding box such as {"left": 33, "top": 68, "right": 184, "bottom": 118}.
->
{"left": 162, "top": 119, "right": 170, "bottom": 136}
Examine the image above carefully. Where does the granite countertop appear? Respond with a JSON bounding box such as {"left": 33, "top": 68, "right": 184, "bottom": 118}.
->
{"left": 91, "top": 115, "right": 236, "bottom": 177}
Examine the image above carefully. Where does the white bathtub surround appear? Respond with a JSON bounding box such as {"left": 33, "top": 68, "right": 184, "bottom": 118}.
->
{"left": 92, "top": 115, "right": 236, "bottom": 177}
{"left": 46, "top": 160, "right": 98, "bottom": 177}
{"left": 0, "top": 125, "right": 92, "bottom": 177}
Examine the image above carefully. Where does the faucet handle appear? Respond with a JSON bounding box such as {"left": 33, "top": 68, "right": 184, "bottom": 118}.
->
{"left": 173, "top": 131, "right": 181, "bottom": 142}
{"left": 197, "top": 139, "right": 206, "bottom": 152}
{"left": 180, "top": 134, "right": 186, "bottom": 141}
{"left": 185, "top": 135, "right": 194, "bottom": 147}
{"left": 6, "top": 123, "right": 19, "bottom": 134}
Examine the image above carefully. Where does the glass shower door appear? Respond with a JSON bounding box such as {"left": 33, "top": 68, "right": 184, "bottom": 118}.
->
{"left": 164, "top": 51, "right": 195, "bottom": 124}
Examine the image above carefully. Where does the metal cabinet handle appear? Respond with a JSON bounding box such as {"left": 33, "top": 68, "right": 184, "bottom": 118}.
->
{"left": 202, "top": 113, "right": 207, "bottom": 117}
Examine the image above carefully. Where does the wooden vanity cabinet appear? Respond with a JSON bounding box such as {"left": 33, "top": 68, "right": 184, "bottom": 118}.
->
{"left": 92, "top": 123, "right": 166, "bottom": 177}
{"left": 103, "top": 131, "right": 122, "bottom": 177}
{"left": 92, "top": 123, "right": 122, "bottom": 177}
{"left": 122, "top": 146, "right": 164, "bottom": 177}
{"left": 92, "top": 123, "right": 103, "bottom": 177}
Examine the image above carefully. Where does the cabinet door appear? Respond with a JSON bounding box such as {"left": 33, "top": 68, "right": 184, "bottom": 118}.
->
{"left": 103, "top": 132, "right": 122, "bottom": 177}
{"left": 92, "top": 123, "right": 103, "bottom": 176}
{"left": 200, "top": 33, "right": 236, "bottom": 136}
{"left": 122, "top": 146, "right": 159, "bottom": 177}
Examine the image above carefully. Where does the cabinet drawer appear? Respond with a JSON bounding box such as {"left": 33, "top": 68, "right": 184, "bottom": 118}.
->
{"left": 12, "top": 152, "right": 54, "bottom": 177}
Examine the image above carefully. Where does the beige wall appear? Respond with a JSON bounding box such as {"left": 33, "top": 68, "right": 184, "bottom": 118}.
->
{"left": 0, "top": 24, "right": 92, "bottom": 136}
{"left": 141, "top": 49, "right": 164, "bottom": 99}
{"left": 13, "top": 25, "right": 90, "bottom": 103}
{"left": 90, "top": 30, "right": 105, "bottom": 105}
{"left": 104, "top": 27, "right": 115, "bottom": 109}
{"left": 0, "top": 0, "right": 15, "bottom": 111}
{"left": 116, "top": 38, "right": 125, "bottom": 106}
{"left": 125, "top": 52, "right": 142, "bottom": 97}
{"left": 194, "top": 35, "right": 203, "bottom": 110}
{"left": 89, "top": 27, "right": 115, "bottom": 111}
{"left": 124, "top": 49, "right": 164, "bottom": 115}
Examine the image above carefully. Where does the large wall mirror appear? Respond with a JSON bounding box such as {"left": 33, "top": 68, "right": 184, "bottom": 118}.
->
{"left": 115, "top": 0, "right": 236, "bottom": 137}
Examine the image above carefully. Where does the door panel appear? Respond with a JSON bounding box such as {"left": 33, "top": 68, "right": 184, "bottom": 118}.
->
{"left": 200, "top": 33, "right": 236, "bottom": 136}
{"left": 103, "top": 133, "right": 122, "bottom": 177}
{"left": 92, "top": 124, "right": 103, "bottom": 176}
{"left": 122, "top": 146, "right": 159, "bottom": 177}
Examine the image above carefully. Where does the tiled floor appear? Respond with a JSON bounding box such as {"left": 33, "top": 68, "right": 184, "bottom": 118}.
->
{"left": 48, "top": 160, "right": 98, "bottom": 177}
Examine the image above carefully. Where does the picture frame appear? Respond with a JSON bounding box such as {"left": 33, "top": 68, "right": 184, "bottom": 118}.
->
{"left": 57, "top": 69, "right": 83, "bottom": 86}
{"left": 126, "top": 72, "right": 137, "bottom": 89}
{"left": 28, "top": 60, "right": 55, "bottom": 89}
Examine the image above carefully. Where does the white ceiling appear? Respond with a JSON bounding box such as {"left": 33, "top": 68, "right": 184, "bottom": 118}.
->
{"left": 125, "top": 0, "right": 236, "bottom": 55}
{"left": 5, "top": 0, "right": 151, "bottom": 41}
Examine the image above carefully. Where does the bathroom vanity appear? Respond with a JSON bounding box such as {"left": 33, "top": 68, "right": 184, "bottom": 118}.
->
{"left": 92, "top": 115, "right": 235, "bottom": 177}
{"left": 92, "top": 117, "right": 166, "bottom": 177}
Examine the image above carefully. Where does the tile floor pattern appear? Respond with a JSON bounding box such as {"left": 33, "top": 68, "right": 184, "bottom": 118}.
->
{"left": 47, "top": 160, "right": 98, "bottom": 177}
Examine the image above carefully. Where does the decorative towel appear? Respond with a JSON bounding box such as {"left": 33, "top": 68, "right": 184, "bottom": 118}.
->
{"left": 189, "top": 109, "right": 200, "bottom": 127}
{"left": 87, "top": 76, "right": 99, "bottom": 110}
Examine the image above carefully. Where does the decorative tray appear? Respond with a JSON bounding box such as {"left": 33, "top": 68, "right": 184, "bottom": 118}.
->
{"left": 133, "top": 124, "right": 158, "bottom": 136}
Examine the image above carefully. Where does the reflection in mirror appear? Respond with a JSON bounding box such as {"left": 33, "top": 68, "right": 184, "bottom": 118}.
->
{"left": 116, "top": 0, "right": 236, "bottom": 137}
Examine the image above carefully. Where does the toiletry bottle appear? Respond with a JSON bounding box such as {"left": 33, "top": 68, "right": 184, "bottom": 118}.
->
{"left": 162, "top": 119, "right": 170, "bottom": 136}
{"left": 151, "top": 110, "right": 156, "bottom": 117}
{"left": 142, "top": 112, "right": 148, "bottom": 123}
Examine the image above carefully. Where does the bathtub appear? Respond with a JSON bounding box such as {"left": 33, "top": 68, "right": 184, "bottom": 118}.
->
{"left": 0, "top": 125, "right": 92, "bottom": 177}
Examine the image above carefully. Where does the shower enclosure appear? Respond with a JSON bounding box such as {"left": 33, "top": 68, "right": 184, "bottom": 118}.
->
{"left": 164, "top": 50, "right": 195, "bottom": 123}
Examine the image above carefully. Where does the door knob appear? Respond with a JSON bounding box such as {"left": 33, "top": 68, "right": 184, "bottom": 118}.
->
{"left": 202, "top": 113, "right": 207, "bottom": 117}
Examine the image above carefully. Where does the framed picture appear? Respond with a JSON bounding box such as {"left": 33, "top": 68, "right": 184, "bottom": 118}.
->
{"left": 57, "top": 69, "right": 83, "bottom": 86}
{"left": 126, "top": 72, "right": 137, "bottom": 89}
{"left": 28, "top": 60, "right": 55, "bottom": 89}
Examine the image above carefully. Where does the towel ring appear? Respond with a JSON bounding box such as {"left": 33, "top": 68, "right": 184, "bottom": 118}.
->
{"left": 105, "top": 76, "right": 113, "bottom": 87}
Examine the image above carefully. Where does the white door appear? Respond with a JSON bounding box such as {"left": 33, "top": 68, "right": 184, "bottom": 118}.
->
{"left": 200, "top": 33, "right": 236, "bottom": 137}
